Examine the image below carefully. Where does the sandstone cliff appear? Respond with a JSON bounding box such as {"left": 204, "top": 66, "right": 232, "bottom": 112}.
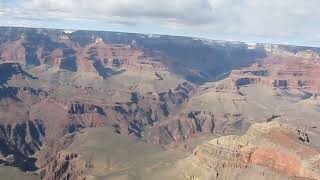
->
{"left": 179, "top": 122, "right": 320, "bottom": 180}
{"left": 227, "top": 56, "right": 320, "bottom": 91}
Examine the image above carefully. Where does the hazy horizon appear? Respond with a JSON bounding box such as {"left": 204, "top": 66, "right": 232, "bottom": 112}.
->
{"left": 0, "top": 0, "right": 319, "bottom": 47}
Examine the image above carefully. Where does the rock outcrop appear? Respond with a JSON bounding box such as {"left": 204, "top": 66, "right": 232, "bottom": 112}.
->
{"left": 68, "top": 103, "right": 106, "bottom": 115}
{"left": 0, "top": 86, "right": 47, "bottom": 102}
{"left": 0, "top": 38, "right": 26, "bottom": 64}
{"left": 260, "top": 44, "right": 320, "bottom": 60}
{"left": 147, "top": 111, "right": 215, "bottom": 144}
{"left": 0, "top": 120, "right": 45, "bottom": 171}
{"left": 147, "top": 112, "right": 249, "bottom": 145}
{"left": 179, "top": 122, "right": 320, "bottom": 180}
{"left": 40, "top": 151, "right": 89, "bottom": 180}
{"left": 105, "top": 82, "right": 196, "bottom": 137}
{"left": 0, "top": 81, "right": 196, "bottom": 173}
{"left": 0, "top": 62, "right": 36, "bottom": 85}
{"left": 0, "top": 31, "right": 168, "bottom": 81}
{"left": 296, "top": 50, "right": 320, "bottom": 60}
{"left": 66, "top": 103, "right": 108, "bottom": 133}
{"left": 226, "top": 56, "right": 320, "bottom": 91}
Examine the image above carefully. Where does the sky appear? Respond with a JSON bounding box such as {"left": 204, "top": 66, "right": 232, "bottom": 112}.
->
{"left": 0, "top": 0, "right": 319, "bottom": 47}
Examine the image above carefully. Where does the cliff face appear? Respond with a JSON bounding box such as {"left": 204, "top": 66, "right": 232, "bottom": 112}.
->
{"left": 40, "top": 151, "right": 88, "bottom": 180}
{"left": 0, "top": 86, "right": 47, "bottom": 103}
{"left": 105, "top": 82, "right": 196, "bottom": 137}
{"left": 0, "top": 120, "right": 45, "bottom": 171}
{"left": 227, "top": 56, "right": 320, "bottom": 91}
{"left": 147, "top": 111, "right": 248, "bottom": 145}
{"left": 0, "top": 120, "right": 45, "bottom": 156}
{"left": 147, "top": 111, "right": 247, "bottom": 145}
{"left": 0, "top": 30, "right": 167, "bottom": 80}
{"left": 66, "top": 102, "right": 108, "bottom": 133}
{"left": 179, "top": 122, "right": 320, "bottom": 180}
{"left": 0, "top": 39, "right": 26, "bottom": 64}
{"left": 0, "top": 80, "right": 197, "bottom": 173}
{"left": 147, "top": 111, "right": 215, "bottom": 144}
{"left": 0, "top": 27, "right": 272, "bottom": 84}
{"left": 0, "top": 63, "right": 37, "bottom": 85}
{"left": 68, "top": 103, "right": 106, "bottom": 115}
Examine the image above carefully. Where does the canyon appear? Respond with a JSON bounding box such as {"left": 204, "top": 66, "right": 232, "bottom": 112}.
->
{"left": 0, "top": 26, "right": 319, "bottom": 180}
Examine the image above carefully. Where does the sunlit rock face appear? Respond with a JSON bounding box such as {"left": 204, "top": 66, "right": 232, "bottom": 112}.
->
{"left": 227, "top": 55, "right": 320, "bottom": 91}
{"left": 179, "top": 122, "right": 320, "bottom": 180}
{"left": 40, "top": 151, "right": 88, "bottom": 180}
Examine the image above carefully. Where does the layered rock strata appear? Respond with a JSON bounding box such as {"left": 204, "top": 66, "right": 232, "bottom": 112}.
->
{"left": 179, "top": 122, "right": 320, "bottom": 180}
{"left": 226, "top": 56, "right": 320, "bottom": 91}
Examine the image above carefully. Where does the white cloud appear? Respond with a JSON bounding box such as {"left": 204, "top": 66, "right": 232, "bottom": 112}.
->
{"left": 0, "top": 0, "right": 319, "bottom": 46}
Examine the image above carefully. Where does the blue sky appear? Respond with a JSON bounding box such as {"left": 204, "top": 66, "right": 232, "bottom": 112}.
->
{"left": 0, "top": 0, "right": 319, "bottom": 47}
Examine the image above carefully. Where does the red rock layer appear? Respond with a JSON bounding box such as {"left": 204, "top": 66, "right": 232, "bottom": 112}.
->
{"left": 228, "top": 55, "right": 320, "bottom": 90}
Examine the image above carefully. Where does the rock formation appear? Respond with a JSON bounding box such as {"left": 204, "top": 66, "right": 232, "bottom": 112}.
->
{"left": 40, "top": 151, "right": 89, "bottom": 180}
{"left": 0, "top": 31, "right": 168, "bottom": 81}
{"left": 179, "top": 122, "right": 320, "bottom": 180}
{"left": 0, "top": 38, "right": 26, "bottom": 64}
{"left": 0, "top": 62, "right": 37, "bottom": 85}
{"left": 147, "top": 112, "right": 247, "bottom": 145}
{"left": 295, "top": 50, "right": 320, "bottom": 60}
{"left": 147, "top": 111, "right": 215, "bottom": 144}
{"left": 227, "top": 55, "right": 320, "bottom": 90}
{"left": 105, "top": 82, "right": 196, "bottom": 137}
{"left": 66, "top": 102, "right": 108, "bottom": 133}
{"left": 0, "top": 120, "right": 45, "bottom": 171}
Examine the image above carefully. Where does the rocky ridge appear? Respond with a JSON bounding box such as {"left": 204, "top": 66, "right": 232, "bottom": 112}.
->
{"left": 0, "top": 120, "right": 45, "bottom": 171}
{"left": 40, "top": 151, "right": 88, "bottom": 180}
{"left": 223, "top": 55, "right": 320, "bottom": 91}
{"left": 0, "top": 33, "right": 167, "bottom": 80}
{"left": 179, "top": 122, "right": 320, "bottom": 180}
{"left": 147, "top": 111, "right": 247, "bottom": 145}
